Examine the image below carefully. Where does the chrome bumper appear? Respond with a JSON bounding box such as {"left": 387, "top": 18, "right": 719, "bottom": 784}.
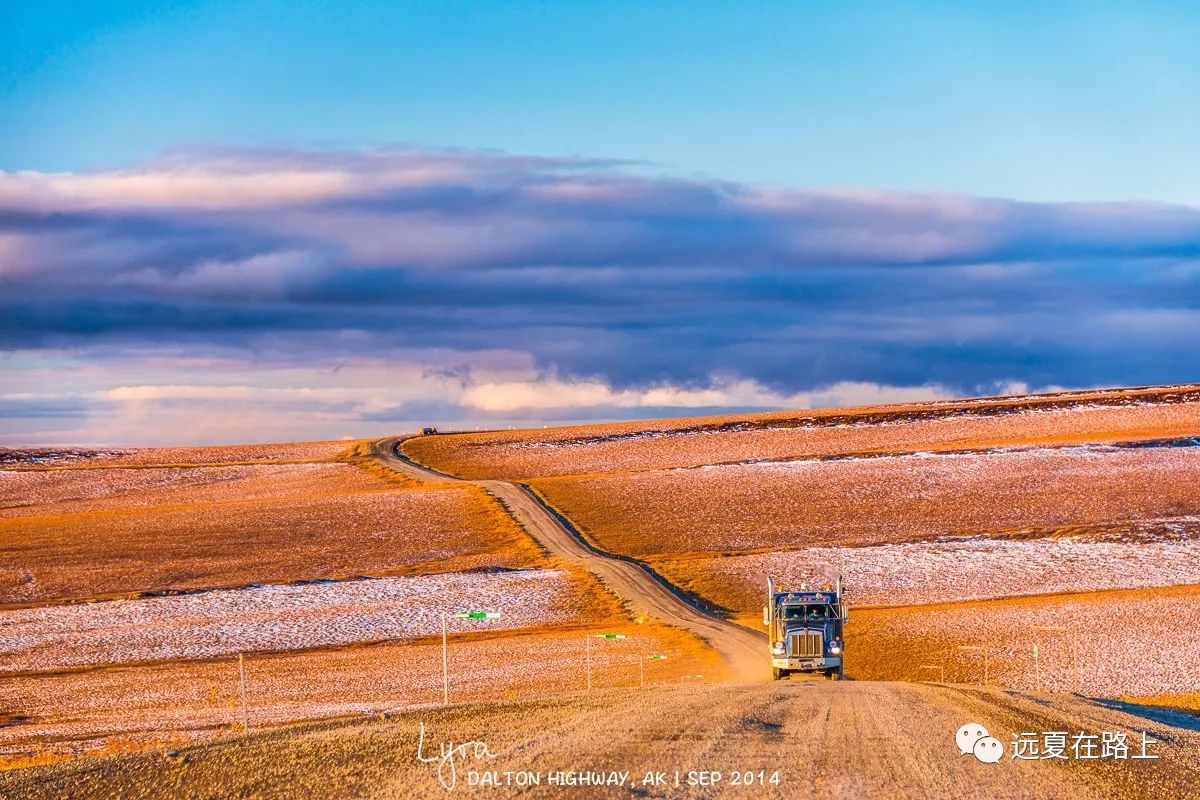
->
{"left": 772, "top": 656, "right": 840, "bottom": 671}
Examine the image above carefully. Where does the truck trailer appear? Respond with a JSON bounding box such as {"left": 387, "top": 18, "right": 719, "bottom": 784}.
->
{"left": 763, "top": 576, "right": 847, "bottom": 680}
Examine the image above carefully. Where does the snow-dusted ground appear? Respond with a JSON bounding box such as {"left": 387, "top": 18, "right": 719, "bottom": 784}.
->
{"left": 857, "top": 589, "right": 1200, "bottom": 697}
{"left": 0, "top": 570, "right": 583, "bottom": 673}
{"left": 0, "top": 448, "right": 132, "bottom": 466}
{"left": 0, "top": 624, "right": 692, "bottom": 758}
{"left": 697, "top": 526, "right": 1200, "bottom": 608}
{"left": 541, "top": 442, "right": 1200, "bottom": 557}
{"left": 417, "top": 387, "right": 1200, "bottom": 479}
{"left": 510, "top": 397, "right": 1188, "bottom": 450}
{"left": 0, "top": 441, "right": 348, "bottom": 468}
{"left": 0, "top": 462, "right": 336, "bottom": 511}
{"left": 686, "top": 437, "right": 1200, "bottom": 471}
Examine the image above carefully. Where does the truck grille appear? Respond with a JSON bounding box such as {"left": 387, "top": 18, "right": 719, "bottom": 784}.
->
{"left": 789, "top": 631, "right": 822, "bottom": 658}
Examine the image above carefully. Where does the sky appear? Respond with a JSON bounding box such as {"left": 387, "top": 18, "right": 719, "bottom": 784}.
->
{"left": 2, "top": 2, "right": 1199, "bottom": 445}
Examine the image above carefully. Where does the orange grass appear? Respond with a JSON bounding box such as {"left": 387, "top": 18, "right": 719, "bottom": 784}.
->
{"left": 0, "top": 438, "right": 722, "bottom": 766}
{"left": 0, "top": 618, "right": 721, "bottom": 760}
{"left": 529, "top": 446, "right": 1200, "bottom": 558}
{"left": 1, "top": 461, "right": 545, "bottom": 608}
{"left": 844, "top": 584, "right": 1200, "bottom": 697}
{"left": 1, "top": 440, "right": 360, "bottom": 472}
{"left": 1126, "top": 693, "right": 1200, "bottom": 713}
{"left": 406, "top": 385, "right": 1200, "bottom": 480}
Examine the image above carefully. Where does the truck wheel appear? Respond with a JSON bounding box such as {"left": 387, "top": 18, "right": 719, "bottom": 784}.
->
{"left": 772, "top": 668, "right": 785, "bottom": 681}
{"left": 834, "top": 666, "right": 844, "bottom": 681}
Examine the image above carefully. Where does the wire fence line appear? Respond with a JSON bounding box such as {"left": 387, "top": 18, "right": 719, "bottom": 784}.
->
{"left": 1, "top": 630, "right": 694, "bottom": 764}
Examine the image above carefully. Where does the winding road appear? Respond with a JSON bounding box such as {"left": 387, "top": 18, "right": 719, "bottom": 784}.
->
{"left": 370, "top": 436, "right": 769, "bottom": 680}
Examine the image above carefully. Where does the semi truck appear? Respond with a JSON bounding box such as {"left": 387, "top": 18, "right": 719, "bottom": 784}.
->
{"left": 763, "top": 576, "right": 848, "bottom": 680}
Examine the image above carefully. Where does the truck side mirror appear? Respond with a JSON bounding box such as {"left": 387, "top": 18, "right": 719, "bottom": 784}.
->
{"left": 762, "top": 606, "right": 770, "bottom": 626}
{"left": 840, "top": 603, "right": 849, "bottom": 621}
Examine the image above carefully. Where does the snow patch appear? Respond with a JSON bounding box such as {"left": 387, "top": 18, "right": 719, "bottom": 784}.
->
{"left": 709, "top": 532, "right": 1200, "bottom": 607}
{"left": 0, "top": 569, "right": 581, "bottom": 673}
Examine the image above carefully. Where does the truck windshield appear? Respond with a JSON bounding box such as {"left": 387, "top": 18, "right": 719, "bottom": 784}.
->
{"left": 781, "top": 605, "right": 830, "bottom": 621}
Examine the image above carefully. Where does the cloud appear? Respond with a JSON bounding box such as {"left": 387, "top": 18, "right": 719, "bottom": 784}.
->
{"left": 0, "top": 361, "right": 956, "bottom": 446}
{"left": 114, "top": 250, "right": 327, "bottom": 300}
{"left": 459, "top": 378, "right": 952, "bottom": 413}
{"left": 6, "top": 145, "right": 1200, "bottom": 282}
{"left": 1, "top": 144, "right": 1198, "bottom": 444}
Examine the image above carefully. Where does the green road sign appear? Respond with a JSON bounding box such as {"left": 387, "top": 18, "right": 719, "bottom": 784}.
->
{"left": 455, "top": 611, "right": 500, "bottom": 619}
{"left": 596, "top": 633, "right": 626, "bottom": 640}
{"left": 648, "top": 654, "right": 668, "bottom": 660}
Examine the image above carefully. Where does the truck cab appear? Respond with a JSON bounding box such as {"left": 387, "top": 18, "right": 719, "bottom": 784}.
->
{"left": 763, "top": 576, "right": 848, "bottom": 680}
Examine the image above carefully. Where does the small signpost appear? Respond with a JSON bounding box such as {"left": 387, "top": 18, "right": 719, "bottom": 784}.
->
{"left": 641, "top": 653, "right": 668, "bottom": 687}
{"left": 442, "top": 610, "right": 500, "bottom": 705}
{"left": 586, "top": 633, "right": 627, "bottom": 691}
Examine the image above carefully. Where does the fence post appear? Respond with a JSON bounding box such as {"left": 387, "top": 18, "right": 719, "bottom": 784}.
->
{"left": 238, "top": 653, "right": 250, "bottom": 732}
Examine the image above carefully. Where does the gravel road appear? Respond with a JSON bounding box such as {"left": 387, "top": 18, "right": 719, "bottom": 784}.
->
{"left": 370, "top": 436, "right": 768, "bottom": 680}
{"left": 6, "top": 681, "right": 1197, "bottom": 799}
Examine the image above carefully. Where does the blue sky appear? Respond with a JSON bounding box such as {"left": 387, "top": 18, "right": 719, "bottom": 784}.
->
{"left": 4, "top": 1, "right": 1200, "bottom": 201}
{"left": 2, "top": 3, "right": 1198, "bottom": 445}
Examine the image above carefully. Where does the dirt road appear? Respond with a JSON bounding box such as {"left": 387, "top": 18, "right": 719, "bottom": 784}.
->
{"left": 369, "top": 437, "right": 767, "bottom": 680}
{"left": 8, "top": 681, "right": 1197, "bottom": 799}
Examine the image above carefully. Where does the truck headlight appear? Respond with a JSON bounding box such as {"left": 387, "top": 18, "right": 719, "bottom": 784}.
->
{"left": 771, "top": 641, "right": 785, "bottom": 656}
{"left": 829, "top": 644, "right": 842, "bottom": 655}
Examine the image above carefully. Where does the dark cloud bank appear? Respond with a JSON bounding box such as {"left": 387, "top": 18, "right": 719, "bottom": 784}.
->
{"left": 2, "top": 146, "right": 1198, "bottom": 418}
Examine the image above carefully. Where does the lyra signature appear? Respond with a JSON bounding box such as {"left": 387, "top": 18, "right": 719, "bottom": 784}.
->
{"left": 416, "top": 721, "right": 497, "bottom": 790}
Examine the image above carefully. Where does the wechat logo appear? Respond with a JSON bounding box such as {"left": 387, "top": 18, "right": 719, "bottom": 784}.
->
{"left": 957, "top": 723, "right": 1004, "bottom": 764}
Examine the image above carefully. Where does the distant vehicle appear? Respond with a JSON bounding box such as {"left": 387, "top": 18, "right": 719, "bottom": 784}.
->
{"left": 420, "top": 426, "right": 439, "bottom": 435}
{"left": 763, "top": 576, "right": 847, "bottom": 680}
